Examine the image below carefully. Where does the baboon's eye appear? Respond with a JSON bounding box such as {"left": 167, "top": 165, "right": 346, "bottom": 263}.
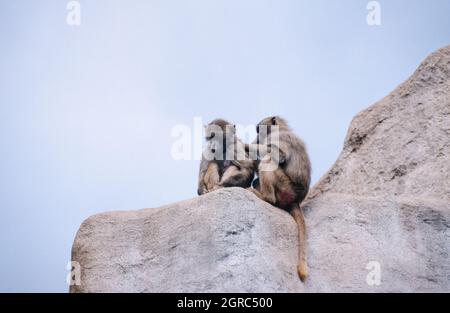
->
{"left": 206, "top": 131, "right": 215, "bottom": 140}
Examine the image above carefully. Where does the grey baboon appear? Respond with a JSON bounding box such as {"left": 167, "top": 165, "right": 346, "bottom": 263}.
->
{"left": 247, "top": 116, "right": 311, "bottom": 281}
{"left": 197, "top": 119, "right": 255, "bottom": 196}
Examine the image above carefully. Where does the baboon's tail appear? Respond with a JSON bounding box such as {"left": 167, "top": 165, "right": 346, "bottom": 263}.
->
{"left": 291, "top": 205, "right": 308, "bottom": 281}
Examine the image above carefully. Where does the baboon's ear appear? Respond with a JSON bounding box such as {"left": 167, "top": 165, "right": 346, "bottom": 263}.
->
{"left": 271, "top": 117, "right": 277, "bottom": 125}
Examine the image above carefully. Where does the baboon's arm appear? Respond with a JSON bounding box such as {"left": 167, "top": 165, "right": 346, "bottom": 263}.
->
{"left": 197, "top": 158, "right": 209, "bottom": 195}
{"left": 230, "top": 160, "right": 242, "bottom": 169}
{"left": 203, "top": 162, "right": 221, "bottom": 193}
{"left": 245, "top": 143, "right": 268, "bottom": 159}
{"left": 219, "top": 164, "right": 254, "bottom": 189}
{"left": 246, "top": 143, "right": 286, "bottom": 165}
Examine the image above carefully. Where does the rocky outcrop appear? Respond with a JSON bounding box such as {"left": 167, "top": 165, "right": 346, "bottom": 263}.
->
{"left": 70, "top": 188, "right": 303, "bottom": 293}
{"left": 309, "top": 45, "right": 450, "bottom": 202}
{"left": 70, "top": 46, "right": 450, "bottom": 293}
{"left": 300, "top": 45, "right": 450, "bottom": 292}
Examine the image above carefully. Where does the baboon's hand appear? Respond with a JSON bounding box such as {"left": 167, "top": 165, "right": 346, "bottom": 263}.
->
{"left": 231, "top": 160, "right": 242, "bottom": 170}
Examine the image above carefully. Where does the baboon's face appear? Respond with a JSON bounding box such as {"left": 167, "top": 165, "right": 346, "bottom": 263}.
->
{"left": 204, "top": 125, "right": 221, "bottom": 160}
{"left": 204, "top": 139, "right": 220, "bottom": 160}
{"left": 256, "top": 117, "right": 276, "bottom": 143}
{"left": 256, "top": 116, "right": 289, "bottom": 143}
{"left": 204, "top": 120, "right": 235, "bottom": 160}
{"left": 205, "top": 124, "right": 225, "bottom": 143}
{"left": 205, "top": 120, "right": 236, "bottom": 144}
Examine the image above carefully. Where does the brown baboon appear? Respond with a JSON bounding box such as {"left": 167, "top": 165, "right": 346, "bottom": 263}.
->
{"left": 247, "top": 116, "right": 311, "bottom": 281}
{"left": 197, "top": 119, "right": 255, "bottom": 196}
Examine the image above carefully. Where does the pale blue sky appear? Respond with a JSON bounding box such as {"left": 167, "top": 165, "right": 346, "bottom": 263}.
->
{"left": 0, "top": 0, "right": 449, "bottom": 292}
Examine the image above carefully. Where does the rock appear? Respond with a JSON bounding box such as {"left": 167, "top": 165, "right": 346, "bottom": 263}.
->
{"left": 70, "top": 46, "right": 450, "bottom": 293}
{"left": 309, "top": 45, "right": 450, "bottom": 202}
{"left": 303, "top": 194, "right": 449, "bottom": 292}
{"left": 302, "top": 45, "right": 450, "bottom": 292}
{"left": 70, "top": 188, "right": 304, "bottom": 293}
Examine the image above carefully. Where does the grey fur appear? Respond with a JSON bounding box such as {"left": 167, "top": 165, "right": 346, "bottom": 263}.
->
{"left": 247, "top": 116, "right": 311, "bottom": 281}
{"left": 248, "top": 116, "right": 311, "bottom": 205}
{"left": 197, "top": 119, "right": 255, "bottom": 196}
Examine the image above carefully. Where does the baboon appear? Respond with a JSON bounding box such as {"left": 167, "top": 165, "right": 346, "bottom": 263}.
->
{"left": 197, "top": 119, "right": 255, "bottom": 196}
{"left": 247, "top": 116, "right": 311, "bottom": 281}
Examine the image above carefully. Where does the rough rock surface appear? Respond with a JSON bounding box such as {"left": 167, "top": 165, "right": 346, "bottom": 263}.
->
{"left": 302, "top": 45, "right": 450, "bottom": 292}
{"left": 71, "top": 46, "right": 450, "bottom": 293}
{"left": 71, "top": 188, "right": 304, "bottom": 293}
